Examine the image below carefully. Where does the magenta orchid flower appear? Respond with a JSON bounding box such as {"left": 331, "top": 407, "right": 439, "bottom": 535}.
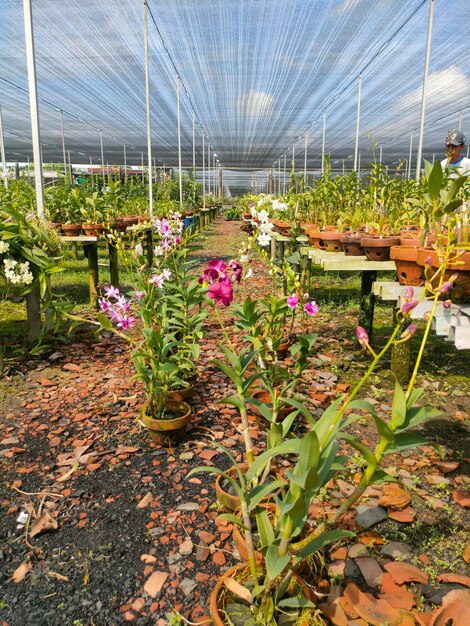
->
{"left": 401, "top": 324, "right": 417, "bottom": 339}
{"left": 401, "top": 300, "right": 419, "bottom": 314}
{"left": 207, "top": 277, "right": 233, "bottom": 306}
{"left": 356, "top": 326, "right": 369, "bottom": 350}
{"left": 117, "top": 315, "right": 135, "bottom": 330}
{"left": 134, "top": 290, "right": 145, "bottom": 300}
{"left": 287, "top": 294, "right": 299, "bottom": 308}
{"left": 304, "top": 301, "right": 318, "bottom": 315}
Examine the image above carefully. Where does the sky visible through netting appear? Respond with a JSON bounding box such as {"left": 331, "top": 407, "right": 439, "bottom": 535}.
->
{"left": 0, "top": 0, "right": 469, "bottom": 193}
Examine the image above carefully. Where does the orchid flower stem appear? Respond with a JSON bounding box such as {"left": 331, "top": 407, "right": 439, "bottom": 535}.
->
{"left": 406, "top": 259, "right": 448, "bottom": 400}
{"left": 212, "top": 304, "right": 235, "bottom": 352}
{"left": 319, "top": 322, "right": 402, "bottom": 450}
{"left": 61, "top": 311, "right": 138, "bottom": 346}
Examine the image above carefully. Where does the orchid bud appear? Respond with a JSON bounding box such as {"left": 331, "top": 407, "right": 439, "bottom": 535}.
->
{"left": 401, "top": 300, "right": 419, "bottom": 314}
{"left": 401, "top": 324, "right": 417, "bottom": 339}
{"left": 443, "top": 299, "right": 452, "bottom": 309}
{"left": 423, "top": 310, "right": 432, "bottom": 321}
{"left": 404, "top": 286, "right": 414, "bottom": 301}
{"left": 356, "top": 326, "right": 369, "bottom": 350}
{"left": 424, "top": 255, "right": 432, "bottom": 267}
{"left": 438, "top": 281, "right": 454, "bottom": 294}
{"left": 450, "top": 273, "right": 459, "bottom": 282}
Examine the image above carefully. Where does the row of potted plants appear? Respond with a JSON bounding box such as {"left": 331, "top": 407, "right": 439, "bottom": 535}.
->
{"left": 185, "top": 221, "right": 453, "bottom": 623}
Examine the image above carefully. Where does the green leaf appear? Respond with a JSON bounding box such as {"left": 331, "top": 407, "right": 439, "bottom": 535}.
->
{"left": 295, "top": 530, "right": 354, "bottom": 563}
{"left": 255, "top": 509, "right": 276, "bottom": 548}
{"left": 390, "top": 378, "right": 407, "bottom": 430}
{"left": 97, "top": 312, "right": 113, "bottom": 330}
{"left": 211, "top": 359, "right": 242, "bottom": 387}
{"left": 340, "top": 434, "right": 377, "bottom": 469}
{"left": 217, "top": 513, "right": 246, "bottom": 529}
{"left": 369, "top": 469, "right": 397, "bottom": 485}
{"left": 265, "top": 545, "right": 290, "bottom": 581}
{"left": 277, "top": 598, "right": 316, "bottom": 609}
{"left": 348, "top": 399, "right": 379, "bottom": 418}
{"left": 247, "top": 480, "right": 286, "bottom": 511}
{"left": 427, "top": 161, "right": 443, "bottom": 202}
{"left": 219, "top": 396, "right": 245, "bottom": 412}
{"left": 384, "top": 432, "right": 432, "bottom": 455}
{"left": 373, "top": 415, "right": 394, "bottom": 444}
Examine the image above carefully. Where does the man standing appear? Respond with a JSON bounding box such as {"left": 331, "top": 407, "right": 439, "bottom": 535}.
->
{"left": 441, "top": 130, "right": 470, "bottom": 177}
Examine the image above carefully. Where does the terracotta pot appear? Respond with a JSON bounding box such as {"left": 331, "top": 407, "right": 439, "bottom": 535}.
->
{"left": 167, "top": 383, "right": 195, "bottom": 402}
{"left": 390, "top": 246, "right": 423, "bottom": 286}
{"left": 107, "top": 220, "right": 126, "bottom": 233}
{"left": 82, "top": 223, "right": 105, "bottom": 237}
{"left": 49, "top": 222, "right": 63, "bottom": 233}
{"left": 360, "top": 236, "right": 401, "bottom": 262}
{"left": 271, "top": 219, "right": 292, "bottom": 236}
{"left": 340, "top": 233, "right": 363, "bottom": 256}
{"left": 307, "top": 230, "right": 326, "bottom": 249}
{"left": 321, "top": 230, "right": 343, "bottom": 252}
{"left": 61, "top": 223, "right": 82, "bottom": 236}
{"left": 210, "top": 563, "right": 317, "bottom": 626}
{"left": 120, "top": 215, "right": 139, "bottom": 226}
{"left": 140, "top": 400, "right": 192, "bottom": 446}
{"left": 416, "top": 247, "right": 470, "bottom": 303}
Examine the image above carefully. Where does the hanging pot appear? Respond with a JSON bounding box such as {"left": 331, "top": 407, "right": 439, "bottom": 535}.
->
{"left": 140, "top": 400, "right": 192, "bottom": 446}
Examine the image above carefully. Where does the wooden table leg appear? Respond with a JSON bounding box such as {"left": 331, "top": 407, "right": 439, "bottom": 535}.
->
{"left": 359, "top": 270, "right": 376, "bottom": 341}
{"left": 25, "top": 285, "right": 42, "bottom": 342}
{"left": 84, "top": 242, "right": 99, "bottom": 306}
{"left": 108, "top": 241, "right": 119, "bottom": 288}
{"left": 300, "top": 253, "right": 311, "bottom": 294}
{"left": 145, "top": 228, "right": 154, "bottom": 268}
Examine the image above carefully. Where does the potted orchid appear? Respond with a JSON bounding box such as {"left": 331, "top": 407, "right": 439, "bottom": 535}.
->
{"left": 61, "top": 213, "right": 207, "bottom": 445}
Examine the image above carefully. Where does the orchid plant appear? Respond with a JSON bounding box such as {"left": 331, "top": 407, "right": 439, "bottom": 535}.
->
{"left": 188, "top": 246, "right": 447, "bottom": 626}
{"left": 61, "top": 214, "right": 207, "bottom": 420}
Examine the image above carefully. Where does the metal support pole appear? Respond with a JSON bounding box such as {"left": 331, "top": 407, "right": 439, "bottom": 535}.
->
{"left": 283, "top": 154, "right": 286, "bottom": 194}
{"left": 304, "top": 133, "right": 308, "bottom": 187}
{"left": 408, "top": 132, "right": 413, "bottom": 180}
{"left": 0, "top": 105, "right": 8, "bottom": 188}
{"left": 23, "top": 0, "right": 44, "bottom": 217}
{"left": 143, "top": 0, "right": 154, "bottom": 216}
{"left": 415, "top": 0, "right": 434, "bottom": 179}
{"left": 192, "top": 110, "right": 196, "bottom": 177}
{"left": 218, "top": 166, "right": 223, "bottom": 201}
{"left": 123, "top": 144, "right": 127, "bottom": 181}
{"left": 202, "top": 132, "right": 206, "bottom": 208}
{"left": 321, "top": 109, "right": 326, "bottom": 174}
{"left": 207, "top": 142, "right": 211, "bottom": 198}
{"left": 141, "top": 152, "right": 144, "bottom": 183}
{"left": 99, "top": 130, "right": 104, "bottom": 180}
{"left": 353, "top": 74, "right": 362, "bottom": 172}
{"left": 59, "top": 109, "right": 67, "bottom": 179}
{"left": 176, "top": 75, "right": 183, "bottom": 208}
{"left": 458, "top": 111, "right": 462, "bottom": 131}
{"left": 379, "top": 144, "right": 383, "bottom": 163}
